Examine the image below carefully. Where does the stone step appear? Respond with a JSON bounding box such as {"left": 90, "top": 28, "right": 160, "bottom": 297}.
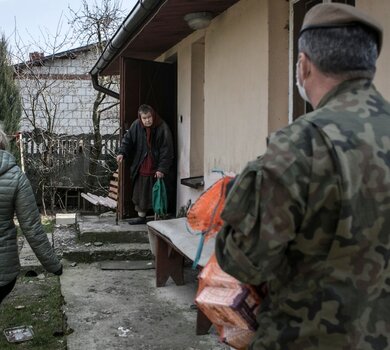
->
{"left": 19, "top": 214, "right": 155, "bottom": 273}
{"left": 52, "top": 224, "right": 152, "bottom": 263}
{"left": 78, "top": 224, "right": 149, "bottom": 244}
{"left": 77, "top": 214, "right": 149, "bottom": 244}
{"left": 62, "top": 242, "right": 152, "bottom": 263}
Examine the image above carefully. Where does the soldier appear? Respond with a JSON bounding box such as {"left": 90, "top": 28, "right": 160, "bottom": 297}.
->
{"left": 215, "top": 3, "right": 390, "bottom": 349}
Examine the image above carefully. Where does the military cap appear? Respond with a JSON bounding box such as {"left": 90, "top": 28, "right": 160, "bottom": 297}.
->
{"left": 300, "top": 3, "right": 383, "bottom": 54}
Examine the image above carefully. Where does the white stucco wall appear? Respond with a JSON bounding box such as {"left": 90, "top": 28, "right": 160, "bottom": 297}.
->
{"left": 356, "top": 0, "right": 390, "bottom": 99}
{"left": 176, "top": 43, "right": 204, "bottom": 210}
{"left": 204, "top": 0, "right": 269, "bottom": 186}
{"left": 268, "top": 0, "right": 289, "bottom": 133}
{"left": 158, "top": 0, "right": 283, "bottom": 211}
{"left": 158, "top": 0, "right": 389, "bottom": 213}
{"left": 17, "top": 49, "right": 119, "bottom": 136}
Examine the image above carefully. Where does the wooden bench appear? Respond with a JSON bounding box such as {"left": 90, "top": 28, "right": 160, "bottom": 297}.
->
{"left": 147, "top": 217, "right": 214, "bottom": 335}
{"left": 81, "top": 170, "right": 119, "bottom": 210}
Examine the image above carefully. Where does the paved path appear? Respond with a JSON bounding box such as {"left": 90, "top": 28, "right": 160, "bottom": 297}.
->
{"left": 19, "top": 222, "right": 228, "bottom": 350}
{"left": 61, "top": 261, "right": 227, "bottom": 350}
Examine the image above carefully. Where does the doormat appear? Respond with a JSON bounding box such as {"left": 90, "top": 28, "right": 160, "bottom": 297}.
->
{"left": 99, "top": 260, "right": 155, "bottom": 270}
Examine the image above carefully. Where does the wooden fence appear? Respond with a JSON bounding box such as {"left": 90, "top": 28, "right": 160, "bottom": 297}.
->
{"left": 19, "top": 132, "right": 120, "bottom": 209}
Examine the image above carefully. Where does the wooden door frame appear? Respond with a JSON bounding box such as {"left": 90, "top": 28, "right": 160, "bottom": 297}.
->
{"left": 118, "top": 56, "right": 177, "bottom": 219}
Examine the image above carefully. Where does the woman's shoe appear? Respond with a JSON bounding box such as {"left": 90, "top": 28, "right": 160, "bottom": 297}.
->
{"left": 128, "top": 217, "right": 147, "bottom": 225}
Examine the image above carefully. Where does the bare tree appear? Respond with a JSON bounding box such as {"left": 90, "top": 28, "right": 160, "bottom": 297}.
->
{"left": 10, "top": 13, "right": 81, "bottom": 214}
{"left": 68, "top": 0, "right": 124, "bottom": 190}
{"left": 14, "top": 50, "right": 83, "bottom": 214}
{"left": 8, "top": 1, "right": 124, "bottom": 213}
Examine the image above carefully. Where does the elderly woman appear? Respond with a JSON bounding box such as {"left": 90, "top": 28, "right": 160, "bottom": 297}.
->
{"left": 117, "top": 104, "right": 174, "bottom": 224}
{"left": 0, "top": 128, "right": 62, "bottom": 304}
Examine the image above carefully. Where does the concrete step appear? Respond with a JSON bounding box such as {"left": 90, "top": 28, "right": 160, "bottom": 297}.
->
{"left": 53, "top": 221, "right": 153, "bottom": 263}
{"left": 19, "top": 215, "right": 154, "bottom": 272}
{"left": 62, "top": 242, "right": 152, "bottom": 263}
{"left": 78, "top": 223, "right": 149, "bottom": 244}
{"left": 77, "top": 214, "right": 149, "bottom": 244}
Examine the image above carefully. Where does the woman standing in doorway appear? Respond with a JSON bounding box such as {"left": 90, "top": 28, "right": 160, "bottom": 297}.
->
{"left": 117, "top": 104, "right": 174, "bottom": 224}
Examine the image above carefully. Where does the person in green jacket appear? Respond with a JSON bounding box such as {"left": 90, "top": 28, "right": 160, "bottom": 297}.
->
{"left": 0, "top": 128, "right": 62, "bottom": 305}
{"left": 215, "top": 3, "right": 390, "bottom": 349}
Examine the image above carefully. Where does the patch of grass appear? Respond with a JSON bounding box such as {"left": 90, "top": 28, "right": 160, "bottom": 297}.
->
{"left": 0, "top": 274, "right": 67, "bottom": 349}
{"left": 41, "top": 216, "right": 55, "bottom": 234}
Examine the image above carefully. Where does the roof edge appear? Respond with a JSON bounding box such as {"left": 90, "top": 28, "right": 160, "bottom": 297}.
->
{"left": 89, "top": 0, "right": 166, "bottom": 99}
{"left": 90, "top": 0, "right": 165, "bottom": 77}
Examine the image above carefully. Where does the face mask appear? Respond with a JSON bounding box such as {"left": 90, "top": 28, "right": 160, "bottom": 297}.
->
{"left": 296, "top": 61, "right": 310, "bottom": 103}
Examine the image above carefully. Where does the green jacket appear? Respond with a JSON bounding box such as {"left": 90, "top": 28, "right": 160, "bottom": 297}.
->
{"left": 0, "top": 150, "right": 61, "bottom": 286}
{"left": 216, "top": 79, "right": 390, "bottom": 349}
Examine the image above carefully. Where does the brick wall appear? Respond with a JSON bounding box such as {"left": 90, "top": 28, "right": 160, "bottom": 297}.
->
{"left": 16, "top": 48, "right": 119, "bottom": 136}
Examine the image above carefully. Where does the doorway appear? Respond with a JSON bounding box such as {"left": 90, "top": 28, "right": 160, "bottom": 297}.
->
{"left": 119, "top": 57, "right": 177, "bottom": 219}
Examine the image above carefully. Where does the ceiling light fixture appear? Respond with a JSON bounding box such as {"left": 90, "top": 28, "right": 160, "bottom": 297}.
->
{"left": 184, "top": 12, "right": 213, "bottom": 30}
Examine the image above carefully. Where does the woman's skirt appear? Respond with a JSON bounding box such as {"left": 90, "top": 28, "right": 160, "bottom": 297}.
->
{"left": 132, "top": 175, "right": 154, "bottom": 212}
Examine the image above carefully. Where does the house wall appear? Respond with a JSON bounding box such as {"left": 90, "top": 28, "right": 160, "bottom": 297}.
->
{"left": 158, "top": 0, "right": 290, "bottom": 212}
{"left": 158, "top": 0, "right": 390, "bottom": 213}
{"left": 204, "top": 0, "right": 269, "bottom": 186}
{"left": 156, "top": 0, "right": 389, "bottom": 215}
{"left": 190, "top": 40, "right": 206, "bottom": 177}
{"left": 268, "top": 0, "right": 289, "bottom": 133}
{"left": 356, "top": 0, "right": 390, "bottom": 99}
{"left": 17, "top": 49, "right": 119, "bottom": 136}
{"left": 174, "top": 32, "right": 209, "bottom": 212}
{"left": 175, "top": 43, "right": 202, "bottom": 210}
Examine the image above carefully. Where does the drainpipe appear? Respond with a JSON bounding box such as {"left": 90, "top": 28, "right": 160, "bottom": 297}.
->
{"left": 91, "top": 73, "right": 119, "bottom": 99}
{"left": 90, "top": 0, "right": 166, "bottom": 99}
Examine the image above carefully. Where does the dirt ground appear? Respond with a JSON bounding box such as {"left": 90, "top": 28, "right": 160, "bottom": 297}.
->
{"left": 13, "top": 220, "right": 230, "bottom": 349}
{"left": 52, "top": 224, "right": 228, "bottom": 350}
{"left": 0, "top": 273, "right": 66, "bottom": 349}
{"left": 61, "top": 261, "right": 229, "bottom": 350}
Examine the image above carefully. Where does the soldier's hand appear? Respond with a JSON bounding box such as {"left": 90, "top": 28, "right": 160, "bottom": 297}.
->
{"left": 116, "top": 155, "right": 124, "bottom": 164}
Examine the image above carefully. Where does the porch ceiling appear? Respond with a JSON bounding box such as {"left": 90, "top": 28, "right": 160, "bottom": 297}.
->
{"left": 101, "top": 0, "right": 239, "bottom": 75}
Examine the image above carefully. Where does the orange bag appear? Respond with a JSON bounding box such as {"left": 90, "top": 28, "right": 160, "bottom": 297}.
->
{"left": 186, "top": 176, "right": 233, "bottom": 242}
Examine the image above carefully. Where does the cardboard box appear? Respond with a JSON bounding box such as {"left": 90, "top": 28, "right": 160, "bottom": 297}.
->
{"left": 195, "top": 285, "right": 259, "bottom": 330}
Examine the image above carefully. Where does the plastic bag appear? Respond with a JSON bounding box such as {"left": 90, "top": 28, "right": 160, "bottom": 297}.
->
{"left": 152, "top": 178, "right": 167, "bottom": 216}
{"left": 186, "top": 176, "right": 233, "bottom": 242}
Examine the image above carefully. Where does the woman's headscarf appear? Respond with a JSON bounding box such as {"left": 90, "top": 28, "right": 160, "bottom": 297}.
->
{"left": 138, "top": 104, "right": 162, "bottom": 147}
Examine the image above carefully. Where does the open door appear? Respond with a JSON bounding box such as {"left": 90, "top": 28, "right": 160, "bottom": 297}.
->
{"left": 118, "top": 57, "right": 177, "bottom": 219}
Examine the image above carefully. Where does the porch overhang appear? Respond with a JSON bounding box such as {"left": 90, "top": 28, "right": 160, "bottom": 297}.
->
{"left": 90, "top": 0, "right": 240, "bottom": 80}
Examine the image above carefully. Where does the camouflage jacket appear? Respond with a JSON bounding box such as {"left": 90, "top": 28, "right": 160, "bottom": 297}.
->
{"left": 215, "top": 79, "right": 390, "bottom": 349}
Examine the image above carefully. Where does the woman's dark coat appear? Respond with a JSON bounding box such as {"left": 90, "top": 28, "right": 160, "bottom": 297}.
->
{"left": 118, "top": 119, "right": 174, "bottom": 179}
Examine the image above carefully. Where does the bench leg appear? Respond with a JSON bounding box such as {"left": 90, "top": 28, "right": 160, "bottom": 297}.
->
{"left": 155, "top": 235, "right": 184, "bottom": 287}
{"left": 196, "top": 308, "right": 212, "bottom": 335}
